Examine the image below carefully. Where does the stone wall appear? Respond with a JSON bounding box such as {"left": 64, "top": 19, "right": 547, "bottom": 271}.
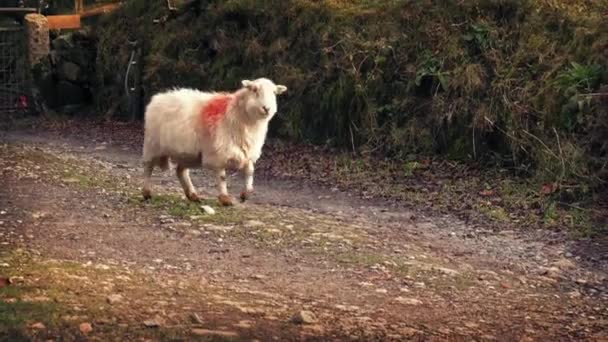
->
{"left": 33, "top": 29, "right": 98, "bottom": 112}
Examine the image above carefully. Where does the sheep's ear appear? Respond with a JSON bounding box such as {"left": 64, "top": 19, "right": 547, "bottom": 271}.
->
{"left": 242, "top": 80, "right": 258, "bottom": 92}
{"left": 275, "top": 85, "right": 287, "bottom": 95}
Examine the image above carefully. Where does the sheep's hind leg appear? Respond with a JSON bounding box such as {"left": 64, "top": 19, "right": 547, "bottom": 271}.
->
{"left": 240, "top": 160, "right": 254, "bottom": 202}
{"left": 216, "top": 168, "right": 234, "bottom": 206}
{"left": 176, "top": 164, "right": 200, "bottom": 202}
{"left": 142, "top": 161, "right": 154, "bottom": 200}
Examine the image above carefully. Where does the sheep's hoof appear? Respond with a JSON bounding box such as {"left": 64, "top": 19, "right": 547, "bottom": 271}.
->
{"left": 142, "top": 188, "right": 152, "bottom": 201}
{"left": 240, "top": 190, "right": 254, "bottom": 202}
{"left": 187, "top": 192, "right": 201, "bottom": 202}
{"left": 218, "top": 194, "right": 234, "bottom": 206}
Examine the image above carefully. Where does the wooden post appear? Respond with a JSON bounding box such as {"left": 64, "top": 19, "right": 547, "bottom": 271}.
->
{"left": 75, "top": 0, "right": 84, "bottom": 13}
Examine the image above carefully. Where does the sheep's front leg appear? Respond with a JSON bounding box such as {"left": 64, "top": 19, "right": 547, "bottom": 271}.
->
{"left": 216, "top": 168, "right": 234, "bottom": 206}
{"left": 176, "top": 165, "right": 200, "bottom": 202}
{"left": 240, "top": 160, "right": 254, "bottom": 202}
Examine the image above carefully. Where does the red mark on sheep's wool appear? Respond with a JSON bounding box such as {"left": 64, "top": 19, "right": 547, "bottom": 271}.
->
{"left": 201, "top": 94, "right": 233, "bottom": 128}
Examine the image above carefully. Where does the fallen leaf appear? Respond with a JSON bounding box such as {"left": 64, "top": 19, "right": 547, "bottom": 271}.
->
{"left": 479, "top": 189, "right": 495, "bottom": 197}
{"left": 79, "top": 322, "right": 93, "bottom": 334}
{"left": 541, "top": 183, "right": 556, "bottom": 194}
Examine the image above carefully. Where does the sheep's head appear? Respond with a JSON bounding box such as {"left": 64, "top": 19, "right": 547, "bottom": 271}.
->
{"left": 240, "top": 78, "right": 287, "bottom": 120}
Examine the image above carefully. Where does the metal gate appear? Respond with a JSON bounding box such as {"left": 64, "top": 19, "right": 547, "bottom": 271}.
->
{"left": 0, "top": 25, "right": 28, "bottom": 113}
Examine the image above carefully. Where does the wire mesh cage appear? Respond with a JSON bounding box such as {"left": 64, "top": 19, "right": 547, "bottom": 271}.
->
{"left": 0, "top": 25, "right": 28, "bottom": 113}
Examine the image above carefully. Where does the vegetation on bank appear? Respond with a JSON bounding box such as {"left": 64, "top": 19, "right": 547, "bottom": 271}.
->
{"left": 92, "top": 0, "right": 607, "bottom": 231}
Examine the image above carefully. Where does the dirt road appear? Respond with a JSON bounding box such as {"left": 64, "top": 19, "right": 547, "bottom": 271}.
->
{"left": 0, "top": 127, "right": 606, "bottom": 341}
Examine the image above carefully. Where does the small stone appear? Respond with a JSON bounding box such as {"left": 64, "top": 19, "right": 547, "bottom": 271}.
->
{"left": 359, "top": 282, "right": 374, "bottom": 287}
{"left": 500, "top": 282, "right": 512, "bottom": 289}
{"left": 200, "top": 205, "right": 216, "bottom": 215}
{"left": 375, "top": 288, "right": 388, "bottom": 294}
{"left": 291, "top": 310, "right": 317, "bottom": 324}
{"left": 244, "top": 220, "right": 264, "bottom": 228}
{"left": 575, "top": 278, "right": 588, "bottom": 285}
{"left": 235, "top": 320, "right": 253, "bottom": 328}
{"left": 538, "top": 266, "right": 561, "bottom": 278}
{"left": 464, "top": 322, "right": 479, "bottom": 329}
{"left": 191, "top": 329, "right": 238, "bottom": 337}
{"left": 79, "top": 322, "right": 93, "bottom": 334}
{"left": 250, "top": 274, "right": 267, "bottom": 280}
{"left": 205, "top": 225, "right": 233, "bottom": 233}
{"left": 413, "top": 282, "right": 426, "bottom": 288}
{"left": 143, "top": 315, "right": 165, "bottom": 328}
{"left": 106, "top": 294, "right": 123, "bottom": 304}
{"left": 553, "top": 258, "right": 576, "bottom": 270}
{"left": 31, "top": 322, "right": 46, "bottom": 329}
{"left": 394, "top": 297, "right": 422, "bottom": 305}
{"left": 265, "top": 228, "right": 282, "bottom": 234}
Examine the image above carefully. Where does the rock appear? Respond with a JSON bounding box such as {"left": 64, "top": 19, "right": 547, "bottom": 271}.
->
{"left": 265, "top": 228, "right": 282, "bottom": 234}
{"left": 200, "top": 205, "right": 216, "bottom": 215}
{"left": 59, "top": 62, "right": 81, "bottom": 82}
{"left": 575, "top": 278, "right": 588, "bottom": 285}
{"left": 191, "top": 329, "right": 238, "bottom": 337}
{"left": 235, "top": 320, "right": 253, "bottom": 328}
{"left": 553, "top": 258, "right": 576, "bottom": 270}
{"left": 250, "top": 274, "right": 267, "bottom": 280}
{"left": 464, "top": 322, "right": 479, "bottom": 329}
{"left": 538, "top": 266, "right": 561, "bottom": 278}
{"left": 31, "top": 322, "right": 46, "bottom": 329}
{"left": 52, "top": 34, "right": 74, "bottom": 50}
{"left": 375, "top": 288, "right": 388, "bottom": 294}
{"left": 291, "top": 310, "right": 317, "bottom": 324}
{"left": 56, "top": 81, "right": 86, "bottom": 106}
{"left": 188, "top": 229, "right": 202, "bottom": 236}
{"left": 394, "top": 297, "right": 422, "bottom": 305}
{"left": 143, "top": 316, "right": 165, "bottom": 328}
{"left": 334, "top": 304, "right": 360, "bottom": 312}
{"left": 79, "top": 322, "right": 93, "bottom": 334}
{"left": 205, "top": 225, "right": 233, "bottom": 233}
{"left": 244, "top": 220, "right": 264, "bottom": 228}
{"left": 106, "top": 294, "right": 123, "bottom": 305}
{"left": 413, "top": 282, "right": 426, "bottom": 288}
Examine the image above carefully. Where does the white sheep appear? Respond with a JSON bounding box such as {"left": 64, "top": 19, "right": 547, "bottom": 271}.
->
{"left": 141, "top": 78, "right": 287, "bottom": 206}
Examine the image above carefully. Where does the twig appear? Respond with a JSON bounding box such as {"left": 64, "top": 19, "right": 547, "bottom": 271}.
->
{"left": 553, "top": 127, "right": 566, "bottom": 182}
{"left": 522, "top": 129, "right": 561, "bottom": 161}
{"left": 472, "top": 127, "right": 477, "bottom": 160}
{"left": 349, "top": 123, "right": 356, "bottom": 155}
{"left": 578, "top": 92, "right": 608, "bottom": 97}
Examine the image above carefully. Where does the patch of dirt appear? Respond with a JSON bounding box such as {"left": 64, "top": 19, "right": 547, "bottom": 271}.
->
{"left": 0, "top": 125, "right": 607, "bottom": 341}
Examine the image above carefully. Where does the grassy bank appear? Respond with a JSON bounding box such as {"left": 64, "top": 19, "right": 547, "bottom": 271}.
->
{"left": 93, "top": 0, "right": 606, "bottom": 210}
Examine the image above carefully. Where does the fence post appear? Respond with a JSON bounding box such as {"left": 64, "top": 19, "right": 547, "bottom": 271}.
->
{"left": 125, "top": 40, "right": 143, "bottom": 121}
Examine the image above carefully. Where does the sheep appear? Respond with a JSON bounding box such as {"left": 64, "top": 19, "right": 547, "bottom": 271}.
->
{"left": 141, "top": 78, "right": 287, "bottom": 206}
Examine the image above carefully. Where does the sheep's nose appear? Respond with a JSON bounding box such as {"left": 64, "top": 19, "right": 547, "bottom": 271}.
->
{"left": 262, "top": 106, "right": 270, "bottom": 114}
